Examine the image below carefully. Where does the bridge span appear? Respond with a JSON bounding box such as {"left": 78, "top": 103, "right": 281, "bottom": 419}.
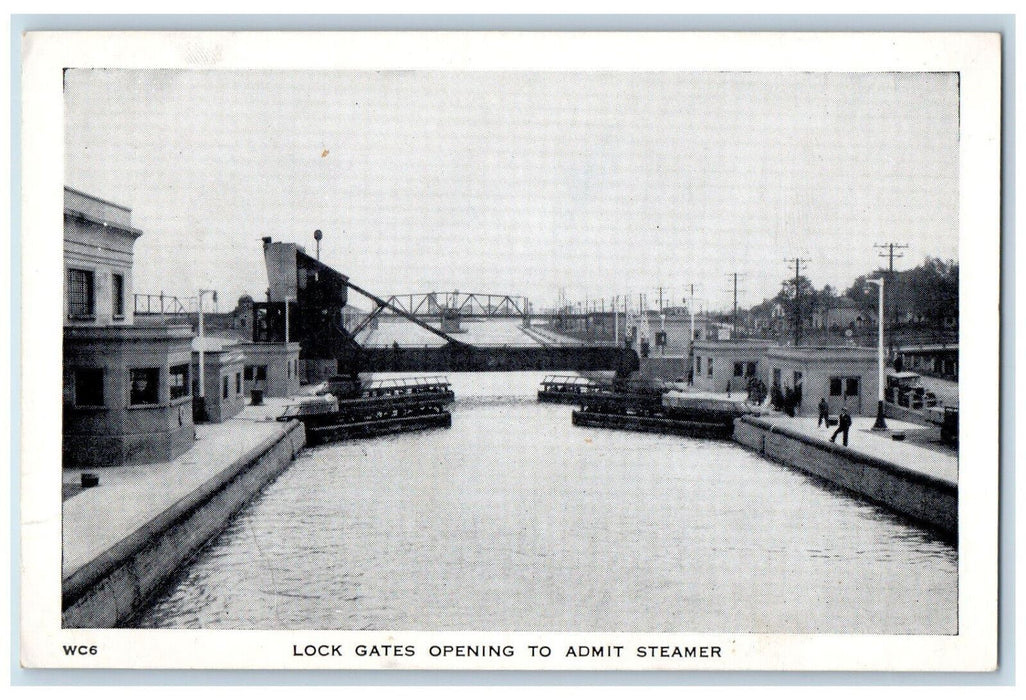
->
{"left": 361, "top": 343, "right": 621, "bottom": 372}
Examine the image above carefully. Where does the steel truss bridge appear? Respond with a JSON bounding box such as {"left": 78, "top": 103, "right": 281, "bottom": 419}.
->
{"left": 383, "top": 292, "right": 529, "bottom": 319}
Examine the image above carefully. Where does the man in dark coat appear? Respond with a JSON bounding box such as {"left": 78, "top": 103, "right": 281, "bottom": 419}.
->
{"left": 830, "top": 407, "right": 852, "bottom": 446}
{"left": 817, "top": 398, "right": 830, "bottom": 427}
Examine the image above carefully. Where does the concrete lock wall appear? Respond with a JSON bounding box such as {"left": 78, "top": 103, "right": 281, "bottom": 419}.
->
{"left": 62, "top": 420, "right": 306, "bottom": 628}
{"left": 732, "top": 416, "right": 956, "bottom": 537}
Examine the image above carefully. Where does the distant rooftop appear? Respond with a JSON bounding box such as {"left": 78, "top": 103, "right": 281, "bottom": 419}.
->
{"left": 192, "top": 336, "right": 241, "bottom": 353}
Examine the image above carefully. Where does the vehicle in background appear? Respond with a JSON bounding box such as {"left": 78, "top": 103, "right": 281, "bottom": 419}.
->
{"left": 886, "top": 371, "right": 939, "bottom": 410}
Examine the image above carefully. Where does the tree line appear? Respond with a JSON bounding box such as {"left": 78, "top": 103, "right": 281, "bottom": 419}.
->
{"left": 743, "top": 257, "right": 959, "bottom": 331}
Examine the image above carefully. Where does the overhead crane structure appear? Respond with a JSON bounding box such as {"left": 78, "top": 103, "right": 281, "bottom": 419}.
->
{"left": 256, "top": 239, "right": 619, "bottom": 374}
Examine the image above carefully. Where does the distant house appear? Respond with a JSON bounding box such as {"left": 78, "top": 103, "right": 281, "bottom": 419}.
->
{"left": 813, "top": 298, "right": 877, "bottom": 331}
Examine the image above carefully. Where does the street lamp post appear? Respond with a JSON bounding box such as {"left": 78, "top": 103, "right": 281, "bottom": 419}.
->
{"left": 197, "top": 289, "right": 217, "bottom": 399}
{"left": 866, "top": 277, "right": 887, "bottom": 431}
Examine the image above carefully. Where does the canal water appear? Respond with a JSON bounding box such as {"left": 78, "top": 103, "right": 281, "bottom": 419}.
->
{"left": 136, "top": 372, "right": 957, "bottom": 633}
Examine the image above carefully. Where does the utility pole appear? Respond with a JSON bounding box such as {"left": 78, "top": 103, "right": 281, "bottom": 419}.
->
{"left": 613, "top": 295, "right": 619, "bottom": 345}
{"left": 784, "top": 258, "right": 809, "bottom": 346}
{"left": 724, "top": 272, "right": 746, "bottom": 339}
{"left": 875, "top": 242, "right": 908, "bottom": 351}
{"left": 875, "top": 242, "right": 908, "bottom": 273}
{"left": 688, "top": 284, "right": 695, "bottom": 344}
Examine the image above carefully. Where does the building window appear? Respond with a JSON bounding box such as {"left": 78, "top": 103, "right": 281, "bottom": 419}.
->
{"left": 169, "top": 364, "right": 189, "bottom": 400}
{"left": 734, "top": 362, "right": 744, "bottom": 377}
{"left": 244, "top": 366, "right": 254, "bottom": 381}
{"left": 747, "top": 361, "right": 757, "bottom": 377}
{"left": 256, "top": 365, "right": 267, "bottom": 381}
{"left": 112, "top": 273, "right": 125, "bottom": 318}
{"left": 73, "top": 368, "right": 104, "bottom": 406}
{"left": 846, "top": 377, "right": 860, "bottom": 397}
{"left": 773, "top": 368, "right": 782, "bottom": 387}
{"left": 67, "top": 268, "right": 95, "bottom": 318}
{"left": 287, "top": 360, "right": 292, "bottom": 378}
{"left": 223, "top": 375, "right": 229, "bottom": 399}
{"left": 707, "top": 358, "right": 713, "bottom": 377}
{"left": 236, "top": 372, "right": 242, "bottom": 394}
{"left": 830, "top": 377, "right": 843, "bottom": 396}
{"left": 696, "top": 357, "right": 702, "bottom": 374}
{"left": 130, "top": 367, "right": 160, "bottom": 405}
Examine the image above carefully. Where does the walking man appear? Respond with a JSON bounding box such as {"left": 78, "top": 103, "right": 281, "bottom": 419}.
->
{"left": 817, "top": 398, "right": 830, "bottom": 427}
{"left": 830, "top": 407, "right": 852, "bottom": 446}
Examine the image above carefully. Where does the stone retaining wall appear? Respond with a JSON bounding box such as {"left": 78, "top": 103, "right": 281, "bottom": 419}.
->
{"left": 733, "top": 416, "right": 956, "bottom": 538}
{"left": 62, "top": 419, "right": 306, "bottom": 628}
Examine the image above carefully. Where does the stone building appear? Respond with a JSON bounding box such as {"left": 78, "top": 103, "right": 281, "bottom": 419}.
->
{"left": 237, "top": 341, "right": 301, "bottom": 398}
{"left": 191, "top": 337, "right": 246, "bottom": 422}
{"left": 764, "top": 345, "right": 879, "bottom": 416}
{"left": 691, "top": 340, "right": 775, "bottom": 393}
{"left": 62, "top": 187, "right": 195, "bottom": 467}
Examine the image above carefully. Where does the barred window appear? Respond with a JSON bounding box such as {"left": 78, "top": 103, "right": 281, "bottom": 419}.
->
{"left": 169, "top": 364, "right": 189, "bottom": 400}
{"left": 67, "top": 268, "right": 94, "bottom": 318}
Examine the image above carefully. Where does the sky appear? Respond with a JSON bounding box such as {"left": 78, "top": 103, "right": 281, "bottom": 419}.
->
{"left": 64, "top": 69, "right": 959, "bottom": 313}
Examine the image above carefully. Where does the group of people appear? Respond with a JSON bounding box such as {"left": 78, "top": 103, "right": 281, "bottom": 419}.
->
{"left": 761, "top": 386, "right": 852, "bottom": 446}
{"left": 769, "top": 383, "right": 802, "bottom": 417}
{"left": 745, "top": 376, "right": 768, "bottom": 405}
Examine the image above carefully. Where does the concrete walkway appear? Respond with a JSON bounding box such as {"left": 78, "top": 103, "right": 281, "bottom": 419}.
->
{"left": 757, "top": 413, "right": 958, "bottom": 485}
{"left": 62, "top": 404, "right": 291, "bottom": 578}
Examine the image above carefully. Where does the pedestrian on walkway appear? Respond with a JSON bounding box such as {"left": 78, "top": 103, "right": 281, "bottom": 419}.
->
{"left": 817, "top": 398, "right": 829, "bottom": 427}
{"left": 830, "top": 407, "right": 852, "bottom": 446}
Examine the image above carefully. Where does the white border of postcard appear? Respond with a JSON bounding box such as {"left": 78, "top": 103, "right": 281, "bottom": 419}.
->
{"left": 20, "top": 31, "right": 1000, "bottom": 671}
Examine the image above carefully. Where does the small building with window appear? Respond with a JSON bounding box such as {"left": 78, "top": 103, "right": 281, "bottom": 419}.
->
{"left": 237, "top": 341, "right": 301, "bottom": 398}
{"left": 764, "top": 345, "right": 878, "bottom": 417}
{"left": 191, "top": 337, "right": 246, "bottom": 423}
{"left": 691, "top": 340, "right": 774, "bottom": 394}
{"left": 63, "top": 187, "right": 196, "bottom": 467}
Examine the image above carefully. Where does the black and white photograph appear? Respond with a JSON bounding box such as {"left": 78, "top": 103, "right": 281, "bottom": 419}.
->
{"left": 19, "top": 30, "right": 1001, "bottom": 671}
